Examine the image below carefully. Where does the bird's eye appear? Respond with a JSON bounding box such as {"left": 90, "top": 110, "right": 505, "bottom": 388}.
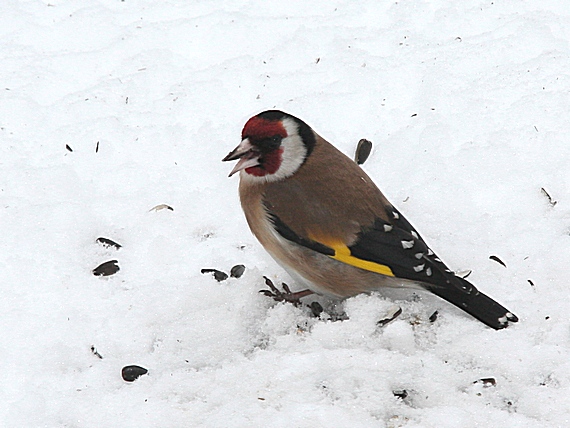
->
{"left": 263, "top": 135, "right": 282, "bottom": 150}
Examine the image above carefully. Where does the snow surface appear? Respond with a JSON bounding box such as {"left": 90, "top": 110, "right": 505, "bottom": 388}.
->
{"left": 1, "top": 0, "right": 570, "bottom": 426}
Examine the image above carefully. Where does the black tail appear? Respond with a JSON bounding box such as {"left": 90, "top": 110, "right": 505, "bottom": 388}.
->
{"left": 426, "top": 276, "right": 518, "bottom": 330}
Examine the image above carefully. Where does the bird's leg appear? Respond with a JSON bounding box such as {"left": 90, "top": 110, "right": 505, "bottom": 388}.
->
{"left": 259, "top": 276, "right": 314, "bottom": 306}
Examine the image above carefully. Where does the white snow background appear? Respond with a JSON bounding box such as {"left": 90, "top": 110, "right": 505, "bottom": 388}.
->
{"left": 1, "top": 0, "right": 570, "bottom": 426}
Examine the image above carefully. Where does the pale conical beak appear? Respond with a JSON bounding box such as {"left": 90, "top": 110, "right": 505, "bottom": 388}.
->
{"left": 222, "top": 139, "right": 261, "bottom": 177}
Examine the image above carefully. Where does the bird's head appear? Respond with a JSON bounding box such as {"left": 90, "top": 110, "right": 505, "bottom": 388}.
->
{"left": 223, "top": 110, "right": 316, "bottom": 182}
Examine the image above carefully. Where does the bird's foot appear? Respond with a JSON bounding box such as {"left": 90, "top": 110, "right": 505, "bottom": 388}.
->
{"left": 260, "top": 276, "right": 314, "bottom": 306}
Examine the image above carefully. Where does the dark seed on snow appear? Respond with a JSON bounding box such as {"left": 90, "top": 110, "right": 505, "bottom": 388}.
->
{"left": 474, "top": 377, "right": 496, "bottom": 387}
{"left": 310, "top": 301, "right": 324, "bottom": 317}
{"left": 214, "top": 271, "right": 228, "bottom": 281}
{"left": 355, "top": 139, "right": 372, "bottom": 165}
{"left": 393, "top": 389, "right": 408, "bottom": 399}
{"left": 541, "top": 187, "right": 557, "bottom": 207}
{"left": 377, "top": 306, "right": 402, "bottom": 326}
{"left": 489, "top": 255, "right": 507, "bottom": 267}
{"left": 149, "top": 204, "right": 174, "bottom": 212}
{"left": 96, "top": 237, "right": 122, "bottom": 249}
{"left": 90, "top": 346, "right": 103, "bottom": 359}
{"left": 93, "top": 260, "right": 120, "bottom": 276}
{"left": 429, "top": 310, "right": 439, "bottom": 323}
{"left": 122, "top": 365, "right": 148, "bottom": 382}
{"left": 230, "top": 264, "right": 246, "bottom": 278}
{"left": 201, "top": 268, "right": 228, "bottom": 282}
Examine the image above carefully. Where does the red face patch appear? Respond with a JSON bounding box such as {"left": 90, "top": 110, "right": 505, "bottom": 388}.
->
{"left": 245, "top": 147, "right": 284, "bottom": 176}
{"left": 242, "top": 116, "right": 288, "bottom": 140}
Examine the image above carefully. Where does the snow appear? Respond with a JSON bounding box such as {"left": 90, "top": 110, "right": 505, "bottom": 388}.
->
{"left": 1, "top": 0, "right": 570, "bottom": 426}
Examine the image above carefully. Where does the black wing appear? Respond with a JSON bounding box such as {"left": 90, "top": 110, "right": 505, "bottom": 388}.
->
{"left": 348, "top": 207, "right": 518, "bottom": 329}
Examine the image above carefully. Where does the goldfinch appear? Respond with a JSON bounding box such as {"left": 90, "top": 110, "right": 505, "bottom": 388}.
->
{"left": 223, "top": 110, "right": 518, "bottom": 329}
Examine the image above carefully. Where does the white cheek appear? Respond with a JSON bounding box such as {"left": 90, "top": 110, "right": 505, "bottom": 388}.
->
{"left": 273, "top": 118, "right": 307, "bottom": 179}
{"left": 274, "top": 134, "right": 306, "bottom": 178}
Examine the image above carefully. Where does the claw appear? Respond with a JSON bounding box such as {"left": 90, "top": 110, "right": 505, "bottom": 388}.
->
{"left": 259, "top": 276, "right": 314, "bottom": 306}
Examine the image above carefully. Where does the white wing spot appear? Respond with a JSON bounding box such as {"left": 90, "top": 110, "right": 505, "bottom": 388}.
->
{"left": 392, "top": 211, "right": 400, "bottom": 220}
{"left": 415, "top": 252, "right": 423, "bottom": 259}
{"left": 411, "top": 230, "right": 419, "bottom": 239}
{"left": 427, "top": 248, "right": 434, "bottom": 256}
{"left": 413, "top": 264, "right": 425, "bottom": 272}
{"left": 434, "top": 258, "right": 442, "bottom": 263}
{"left": 401, "top": 240, "right": 414, "bottom": 249}
{"left": 426, "top": 267, "right": 432, "bottom": 276}
{"left": 383, "top": 224, "right": 393, "bottom": 232}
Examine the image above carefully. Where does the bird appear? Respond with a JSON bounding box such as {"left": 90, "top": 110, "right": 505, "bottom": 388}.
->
{"left": 222, "top": 110, "right": 518, "bottom": 330}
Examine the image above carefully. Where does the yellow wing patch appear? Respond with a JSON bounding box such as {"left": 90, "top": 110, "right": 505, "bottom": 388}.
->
{"left": 308, "top": 233, "right": 395, "bottom": 277}
{"left": 331, "top": 245, "right": 395, "bottom": 277}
